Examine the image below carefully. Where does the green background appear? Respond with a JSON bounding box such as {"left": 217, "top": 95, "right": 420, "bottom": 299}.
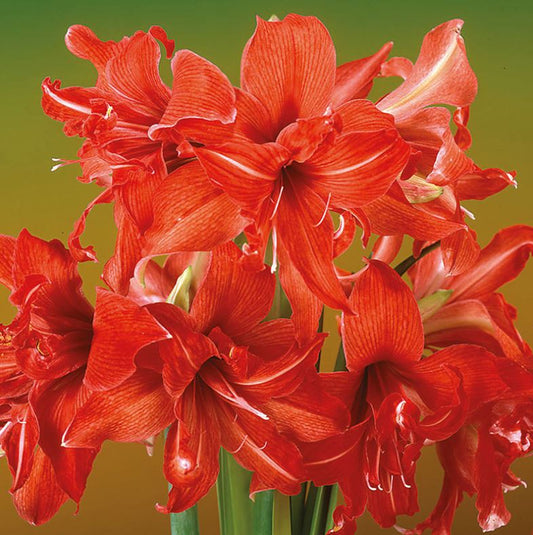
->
{"left": 1, "top": 0, "right": 532, "bottom": 533}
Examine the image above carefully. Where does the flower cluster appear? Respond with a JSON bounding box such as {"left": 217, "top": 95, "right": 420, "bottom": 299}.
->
{"left": 1, "top": 13, "right": 531, "bottom": 534}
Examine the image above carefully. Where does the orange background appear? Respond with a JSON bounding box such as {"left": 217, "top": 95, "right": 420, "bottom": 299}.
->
{"left": 1, "top": 0, "right": 532, "bottom": 533}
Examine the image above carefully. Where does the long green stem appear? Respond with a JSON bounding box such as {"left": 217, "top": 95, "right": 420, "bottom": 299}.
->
{"left": 275, "top": 492, "right": 293, "bottom": 535}
{"left": 253, "top": 490, "right": 274, "bottom": 535}
{"left": 290, "top": 484, "right": 307, "bottom": 535}
{"left": 324, "top": 485, "right": 338, "bottom": 532}
{"left": 169, "top": 506, "right": 200, "bottom": 535}
{"left": 394, "top": 241, "right": 441, "bottom": 276}
{"left": 217, "top": 449, "right": 254, "bottom": 535}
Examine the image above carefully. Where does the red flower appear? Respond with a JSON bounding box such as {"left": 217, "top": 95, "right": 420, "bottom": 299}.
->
{"left": 64, "top": 243, "right": 349, "bottom": 511}
{"left": 362, "top": 20, "right": 515, "bottom": 274}
{"left": 410, "top": 226, "right": 533, "bottom": 369}
{"left": 42, "top": 25, "right": 237, "bottom": 262}
{"left": 145, "top": 14, "right": 410, "bottom": 316}
{"left": 300, "top": 261, "right": 523, "bottom": 532}
{"left": 0, "top": 231, "right": 96, "bottom": 524}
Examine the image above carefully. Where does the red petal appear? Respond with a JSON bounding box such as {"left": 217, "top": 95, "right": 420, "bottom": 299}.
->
{"left": 84, "top": 288, "right": 170, "bottom": 391}
{"left": 102, "top": 202, "right": 143, "bottom": 295}
{"left": 302, "top": 128, "right": 410, "bottom": 209}
{"left": 332, "top": 42, "right": 393, "bottom": 106}
{"left": 261, "top": 372, "right": 350, "bottom": 442}
{"left": 195, "top": 142, "right": 289, "bottom": 213}
{"left": 440, "top": 228, "right": 480, "bottom": 276}
{"left": 363, "top": 183, "right": 464, "bottom": 241}
{"left": 232, "top": 335, "right": 325, "bottom": 400}
{"left": 241, "top": 14, "right": 336, "bottom": 136}
{"left": 342, "top": 261, "right": 424, "bottom": 370}
{"left": 158, "top": 385, "right": 221, "bottom": 513}
{"left": 0, "top": 234, "right": 15, "bottom": 290}
{"left": 150, "top": 49, "right": 235, "bottom": 139}
{"left": 147, "top": 302, "right": 218, "bottom": 398}
{"left": 65, "top": 25, "right": 120, "bottom": 73}
{"left": 191, "top": 242, "right": 275, "bottom": 338}
{"left": 276, "top": 183, "right": 351, "bottom": 312}
{"left": 12, "top": 448, "right": 68, "bottom": 526}
{"left": 2, "top": 409, "right": 39, "bottom": 492}
{"left": 30, "top": 371, "right": 97, "bottom": 503}
{"left": 216, "top": 403, "right": 305, "bottom": 495}
{"left": 378, "top": 20, "right": 477, "bottom": 120}
{"left": 143, "top": 160, "right": 246, "bottom": 254}
{"left": 447, "top": 225, "right": 533, "bottom": 300}
{"left": 104, "top": 31, "right": 170, "bottom": 117}
{"left": 64, "top": 369, "right": 174, "bottom": 448}
{"left": 278, "top": 243, "right": 323, "bottom": 343}
{"left": 68, "top": 188, "right": 114, "bottom": 263}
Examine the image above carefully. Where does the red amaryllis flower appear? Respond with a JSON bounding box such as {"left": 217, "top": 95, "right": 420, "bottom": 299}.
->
{"left": 145, "top": 14, "right": 411, "bottom": 315}
{"left": 410, "top": 226, "right": 533, "bottom": 369}
{"left": 0, "top": 230, "right": 169, "bottom": 524}
{"left": 400, "top": 354, "right": 533, "bottom": 534}
{"left": 362, "top": 20, "right": 515, "bottom": 273}
{"left": 42, "top": 24, "right": 237, "bottom": 261}
{"left": 63, "top": 242, "right": 349, "bottom": 512}
{"left": 300, "top": 261, "right": 523, "bottom": 533}
{"left": 0, "top": 231, "right": 96, "bottom": 524}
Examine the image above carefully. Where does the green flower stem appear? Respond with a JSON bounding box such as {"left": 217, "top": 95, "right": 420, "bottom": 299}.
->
{"left": 169, "top": 506, "right": 200, "bottom": 535}
{"left": 324, "top": 484, "right": 338, "bottom": 533}
{"left": 290, "top": 484, "right": 307, "bottom": 535}
{"left": 217, "top": 449, "right": 253, "bottom": 535}
{"left": 275, "top": 492, "right": 293, "bottom": 535}
{"left": 253, "top": 490, "right": 274, "bottom": 535}
{"left": 394, "top": 241, "right": 441, "bottom": 276}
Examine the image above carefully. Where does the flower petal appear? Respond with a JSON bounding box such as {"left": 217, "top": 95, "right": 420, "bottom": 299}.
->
{"left": 378, "top": 20, "right": 477, "bottom": 119}
{"left": 447, "top": 225, "right": 533, "bottom": 300}
{"left": 276, "top": 182, "right": 351, "bottom": 312}
{"left": 241, "top": 14, "right": 336, "bottom": 136}
{"left": 64, "top": 369, "right": 174, "bottom": 448}
{"left": 301, "top": 128, "right": 410, "bottom": 209}
{"left": 332, "top": 42, "right": 393, "bottom": 106}
{"left": 84, "top": 288, "right": 170, "bottom": 391}
{"left": 150, "top": 49, "right": 235, "bottom": 139}
{"left": 191, "top": 242, "right": 275, "bottom": 338}
{"left": 30, "top": 371, "right": 97, "bottom": 503}
{"left": 143, "top": 160, "right": 246, "bottom": 254}
{"left": 158, "top": 385, "right": 221, "bottom": 513}
{"left": 11, "top": 448, "right": 68, "bottom": 526}
{"left": 342, "top": 260, "right": 424, "bottom": 370}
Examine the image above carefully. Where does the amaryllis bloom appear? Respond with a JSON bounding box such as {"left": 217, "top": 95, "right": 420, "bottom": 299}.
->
{"left": 405, "top": 392, "right": 533, "bottom": 534}
{"left": 63, "top": 243, "right": 349, "bottom": 512}
{"left": 410, "top": 226, "right": 533, "bottom": 369}
{"left": 0, "top": 231, "right": 96, "bottom": 524}
{"left": 362, "top": 20, "right": 516, "bottom": 273}
{"left": 299, "top": 261, "right": 527, "bottom": 533}
{"left": 42, "top": 24, "right": 237, "bottom": 261}
{"left": 144, "top": 14, "right": 411, "bottom": 316}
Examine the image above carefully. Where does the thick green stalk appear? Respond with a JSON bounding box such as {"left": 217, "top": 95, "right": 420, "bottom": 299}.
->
{"left": 253, "top": 490, "right": 274, "bottom": 535}
{"left": 217, "top": 449, "right": 254, "bottom": 535}
{"left": 290, "top": 484, "right": 307, "bottom": 535}
{"left": 324, "top": 485, "right": 338, "bottom": 532}
{"left": 394, "top": 241, "right": 441, "bottom": 276}
{"left": 169, "top": 506, "right": 200, "bottom": 535}
{"left": 275, "top": 492, "right": 294, "bottom": 535}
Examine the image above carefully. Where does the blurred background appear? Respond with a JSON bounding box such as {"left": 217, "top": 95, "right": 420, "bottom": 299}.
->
{"left": 1, "top": 0, "right": 532, "bottom": 533}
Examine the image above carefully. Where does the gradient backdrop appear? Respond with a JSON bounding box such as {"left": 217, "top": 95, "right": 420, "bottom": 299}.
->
{"left": 1, "top": 0, "right": 532, "bottom": 533}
